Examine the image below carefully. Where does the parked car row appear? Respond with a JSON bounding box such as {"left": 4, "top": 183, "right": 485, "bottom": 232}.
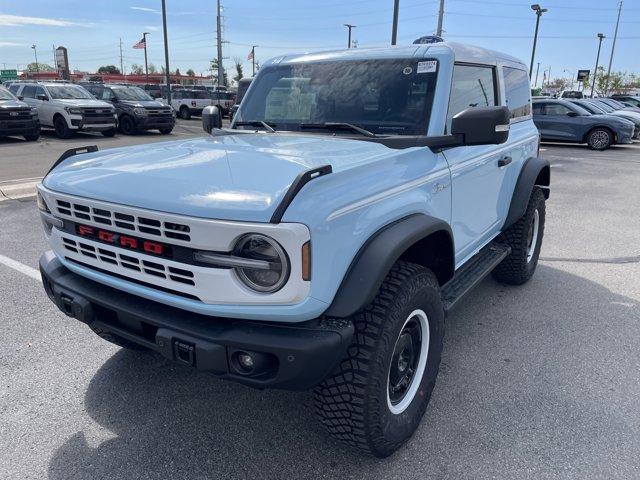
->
{"left": 532, "top": 97, "right": 640, "bottom": 150}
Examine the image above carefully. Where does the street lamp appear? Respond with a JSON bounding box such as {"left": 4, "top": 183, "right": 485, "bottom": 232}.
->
{"left": 344, "top": 24, "right": 356, "bottom": 48}
{"left": 142, "top": 32, "right": 150, "bottom": 82}
{"left": 529, "top": 4, "right": 548, "bottom": 79}
{"left": 31, "top": 44, "right": 39, "bottom": 75}
{"left": 591, "top": 33, "right": 605, "bottom": 98}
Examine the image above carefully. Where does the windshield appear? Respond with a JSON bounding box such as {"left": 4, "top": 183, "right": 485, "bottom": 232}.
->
{"left": 593, "top": 101, "right": 614, "bottom": 113}
{"left": 48, "top": 85, "right": 94, "bottom": 100}
{"left": 0, "top": 87, "right": 16, "bottom": 101}
{"left": 236, "top": 59, "right": 438, "bottom": 135}
{"left": 112, "top": 86, "right": 154, "bottom": 101}
{"left": 579, "top": 102, "right": 606, "bottom": 114}
{"left": 569, "top": 103, "right": 592, "bottom": 115}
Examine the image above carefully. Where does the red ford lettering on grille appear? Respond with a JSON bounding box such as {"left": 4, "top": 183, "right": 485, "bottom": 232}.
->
{"left": 120, "top": 236, "right": 138, "bottom": 249}
{"left": 75, "top": 224, "right": 169, "bottom": 258}
{"left": 143, "top": 241, "right": 164, "bottom": 255}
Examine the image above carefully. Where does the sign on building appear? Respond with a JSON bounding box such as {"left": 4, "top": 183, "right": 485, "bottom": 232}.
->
{"left": 0, "top": 69, "right": 18, "bottom": 81}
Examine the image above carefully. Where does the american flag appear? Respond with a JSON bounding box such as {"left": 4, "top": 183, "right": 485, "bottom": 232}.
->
{"left": 132, "top": 37, "right": 146, "bottom": 49}
{"left": 247, "top": 49, "right": 254, "bottom": 60}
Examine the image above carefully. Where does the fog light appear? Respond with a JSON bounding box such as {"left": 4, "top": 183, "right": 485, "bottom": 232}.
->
{"left": 237, "top": 352, "right": 254, "bottom": 372}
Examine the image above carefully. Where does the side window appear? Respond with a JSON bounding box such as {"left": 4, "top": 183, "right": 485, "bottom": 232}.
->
{"left": 22, "top": 85, "right": 37, "bottom": 98}
{"left": 545, "top": 104, "right": 571, "bottom": 115}
{"left": 102, "top": 89, "right": 115, "bottom": 101}
{"left": 532, "top": 103, "right": 545, "bottom": 115}
{"left": 502, "top": 67, "right": 531, "bottom": 120}
{"left": 8, "top": 84, "right": 20, "bottom": 94}
{"left": 34, "top": 86, "right": 47, "bottom": 99}
{"left": 447, "top": 64, "right": 496, "bottom": 131}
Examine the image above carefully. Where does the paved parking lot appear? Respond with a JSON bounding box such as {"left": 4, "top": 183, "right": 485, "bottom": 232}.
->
{"left": 1, "top": 138, "right": 639, "bottom": 479}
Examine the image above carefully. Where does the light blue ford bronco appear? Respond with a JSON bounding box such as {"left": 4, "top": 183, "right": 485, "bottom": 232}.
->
{"left": 37, "top": 41, "right": 549, "bottom": 457}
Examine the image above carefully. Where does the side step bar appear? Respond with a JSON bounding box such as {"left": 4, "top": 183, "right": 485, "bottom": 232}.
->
{"left": 441, "top": 242, "right": 511, "bottom": 314}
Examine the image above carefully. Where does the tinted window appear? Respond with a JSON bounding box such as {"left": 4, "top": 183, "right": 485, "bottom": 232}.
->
{"left": 532, "top": 102, "right": 545, "bottom": 115}
{"left": 34, "top": 86, "right": 46, "bottom": 98}
{"left": 503, "top": 67, "right": 531, "bottom": 119}
{"left": 238, "top": 59, "right": 438, "bottom": 136}
{"left": 447, "top": 64, "right": 496, "bottom": 130}
{"left": 22, "top": 85, "right": 37, "bottom": 98}
{"left": 544, "top": 103, "right": 571, "bottom": 115}
{"left": 8, "top": 84, "right": 20, "bottom": 94}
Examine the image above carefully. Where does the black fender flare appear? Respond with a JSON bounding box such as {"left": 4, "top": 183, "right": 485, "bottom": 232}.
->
{"left": 325, "top": 214, "right": 454, "bottom": 318}
{"left": 504, "top": 156, "right": 550, "bottom": 229}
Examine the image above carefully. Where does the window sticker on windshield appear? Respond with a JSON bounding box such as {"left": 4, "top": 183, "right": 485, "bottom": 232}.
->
{"left": 417, "top": 61, "right": 437, "bottom": 74}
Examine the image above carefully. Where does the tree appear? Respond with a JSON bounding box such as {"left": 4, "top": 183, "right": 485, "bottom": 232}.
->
{"left": 130, "top": 63, "right": 144, "bottom": 75}
{"left": 97, "top": 65, "right": 121, "bottom": 74}
{"left": 186, "top": 68, "right": 195, "bottom": 77}
{"left": 546, "top": 77, "right": 569, "bottom": 91}
{"left": 233, "top": 57, "right": 243, "bottom": 83}
{"left": 148, "top": 63, "right": 157, "bottom": 74}
{"left": 210, "top": 58, "right": 228, "bottom": 86}
{"left": 26, "top": 62, "right": 54, "bottom": 72}
{"left": 175, "top": 68, "right": 181, "bottom": 76}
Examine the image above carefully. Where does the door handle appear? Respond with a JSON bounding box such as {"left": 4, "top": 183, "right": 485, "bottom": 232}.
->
{"left": 498, "top": 156, "right": 512, "bottom": 167}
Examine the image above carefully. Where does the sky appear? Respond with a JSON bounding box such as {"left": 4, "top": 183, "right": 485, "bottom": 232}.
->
{"left": 0, "top": 0, "right": 638, "bottom": 86}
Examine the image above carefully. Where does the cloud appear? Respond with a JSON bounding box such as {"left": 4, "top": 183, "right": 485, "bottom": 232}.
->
{"left": 144, "top": 25, "right": 159, "bottom": 31}
{"left": 0, "top": 13, "right": 88, "bottom": 27}
{"left": 0, "top": 41, "right": 24, "bottom": 47}
{"left": 130, "top": 6, "right": 160, "bottom": 14}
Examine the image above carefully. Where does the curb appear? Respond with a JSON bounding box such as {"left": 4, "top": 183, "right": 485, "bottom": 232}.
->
{"left": 0, "top": 178, "right": 42, "bottom": 202}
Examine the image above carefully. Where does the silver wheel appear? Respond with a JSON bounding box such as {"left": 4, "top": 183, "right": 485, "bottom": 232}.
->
{"left": 387, "top": 309, "right": 430, "bottom": 415}
{"left": 589, "top": 129, "right": 610, "bottom": 149}
{"left": 526, "top": 208, "right": 540, "bottom": 263}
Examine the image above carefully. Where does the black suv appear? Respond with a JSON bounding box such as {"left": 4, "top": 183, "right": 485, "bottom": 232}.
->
{"left": 83, "top": 84, "right": 175, "bottom": 135}
{"left": 0, "top": 85, "right": 40, "bottom": 141}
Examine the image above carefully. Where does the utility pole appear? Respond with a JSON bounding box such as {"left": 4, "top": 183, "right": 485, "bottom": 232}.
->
{"left": 216, "top": 0, "right": 224, "bottom": 87}
{"left": 534, "top": 62, "right": 540, "bottom": 87}
{"left": 344, "top": 24, "right": 356, "bottom": 48}
{"left": 31, "top": 45, "right": 39, "bottom": 74}
{"left": 142, "top": 32, "right": 150, "bottom": 82}
{"left": 119, "top": 38, "right": 124, "bottom": 76}
{"left": 161, "top": 0, "right": 171, "bottom": 103}
{"left": 251, "top": 45, "right": 257, "bottom": 76}
{"left": 529, "top": 4, "right": 548, "bottom": 79}
{"left": 591, "top": 33, "right": 605, "bottom": 98}
{"left": 391, "top": 0, "right": 400, "bottom": 45}
{"left": 604, "top": 1, "right": 622, "bottom": 95}
{"left": 436, "top": 0, "right": 445, "bottom": 37}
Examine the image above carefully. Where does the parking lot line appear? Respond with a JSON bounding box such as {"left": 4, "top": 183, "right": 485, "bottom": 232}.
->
{"left": 0, "top": 254, "right": 41, "bottom": 282}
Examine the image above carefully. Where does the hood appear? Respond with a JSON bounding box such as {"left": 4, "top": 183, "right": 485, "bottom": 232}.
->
{"left": 118, "top": 99, "right": 169, "bottom": 108}
{"left": 43, "top": 133, "right": 394, "bottom": 222}
{"left": 0, "top": 99, "right": 29, "bottom": 109}
{"left": 54, "top": 98, "right": 113, "bottom": 108}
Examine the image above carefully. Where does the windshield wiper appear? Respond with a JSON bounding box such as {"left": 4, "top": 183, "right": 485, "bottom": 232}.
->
{"left": 234, "top": 120, "right": 276, "bottom": 133}
{"left": 299, "top": 122, "right": 378, "bottom": 137}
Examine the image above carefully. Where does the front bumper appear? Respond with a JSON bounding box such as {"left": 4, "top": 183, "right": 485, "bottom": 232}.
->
{"left": 0, "top": 118, "right": 39, "bottom": 136}
{"left": 40, "top": 251, "right": 353, "bottom": 390}
{"left": 69, "top": 115, "right": 117, "bottom": 131}
{"left": 617, "top": 128, "right": 634, "bottom": 144}
{"left": 134, "top": 114, "right": 175, "bottom": 130}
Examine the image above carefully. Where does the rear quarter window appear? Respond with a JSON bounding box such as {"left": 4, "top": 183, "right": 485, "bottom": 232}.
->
{"left": 503, "top": 67, "right": 531, "bottom": 120}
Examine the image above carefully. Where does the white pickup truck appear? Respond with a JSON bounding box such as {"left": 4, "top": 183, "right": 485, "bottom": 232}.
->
{"left": 167, "top": 90, "right": 214, "bottom": 119}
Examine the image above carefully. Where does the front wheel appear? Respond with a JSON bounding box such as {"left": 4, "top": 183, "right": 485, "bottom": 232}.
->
{"left": 179, "top": 106, "right": 191, "bottom": 120}
{"left": 587, "top": 128, "right": 613, "bottom": 150}
{"left": 118, "top": 115, "right": 136, "bottom": 135}
{"left": 492, "top": 187, "right": 546, "bottom": 285}
{"left": 315, "top": 262, "right": 444, "bottom": 457}
{"left": 101, "top": 128, "right": 117, "bottom": 137}
{"left": 53, "top": 115, "right": 73, "bottom": 139}
{"left": 24, "top": 133, "right": 40, "bottom": 141}
{"left": 158, "top": 126, "right": 174, "bottom": 134}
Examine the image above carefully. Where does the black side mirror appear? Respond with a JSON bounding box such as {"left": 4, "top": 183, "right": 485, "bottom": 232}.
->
{"left": 17, "top": 96, "right": 24, "bottom": 101}
{"left": 36, "top": 94, "right": 48, "bottom": 101}
{"left": 202, "top": 105, "right": 222, "bottom": 133}
{"left": 567, "top": 111, "right": 578, "bottom": 117}
{"left": 451, "top": 106, "right": 510, "bottom": 146}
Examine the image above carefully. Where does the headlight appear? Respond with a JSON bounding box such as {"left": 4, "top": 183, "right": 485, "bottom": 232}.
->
{"left": 133, "top": 107, "right": 147, "bottom": 115}
{"left": 233, "top": 234, "right": 290, "bottom": 293}
{"left": 36, "top": 191, "right": 50, "bottom": 213}
{"left": 64, "top": 107, "right": 83, "bottom": 115}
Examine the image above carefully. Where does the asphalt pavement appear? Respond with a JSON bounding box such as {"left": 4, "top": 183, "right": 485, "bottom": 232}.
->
{"left": 0, "top": 138, "right": 639, "bottom": 479}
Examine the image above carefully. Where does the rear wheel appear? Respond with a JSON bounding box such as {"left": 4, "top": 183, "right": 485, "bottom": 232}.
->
{"left": 587, "top": 128, "right": 613, "bottom": 150}
{"left": 53, "top": 115, "right": 73, "bottom": 139}
{"left": 492, "top": 187, "right": 546, "bottom": 285}
{"left": 118, "top": 115, "right": 136, "bottom": 135}
{"left": 315, "top": 262, "right": 444, "bottom": 457}
{"left": 179, "top": 106, "right": 191, "bottom": 120}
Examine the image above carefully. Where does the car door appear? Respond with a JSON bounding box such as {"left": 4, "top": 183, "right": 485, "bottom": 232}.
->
{"left": 20, "top": 85, "right": 48, "bottom": 126}
{"left": 34, "top": 86, "right": 54, "bottom": 126}
{"left": 441, "top": 63, "right": 508, "bottom": 264}
{"left": 538, "top": 102, "right": 578, "bottom": 140}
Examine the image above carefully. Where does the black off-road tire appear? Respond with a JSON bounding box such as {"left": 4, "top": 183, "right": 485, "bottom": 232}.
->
{"left": 586, "top": 127, "right": 613, "bottom": 150}
{"left": 492, "top": 187, "right": 546, "bottom": 285}
{"left": 118, "top": 115, "right": 137, "bottom": 135}
{"left": 90, "top": 324, "right": 149, "bottom": 351}
{"left": 101, "top": 128, "right": 117, "bottom": 137}
{"left": 53, "top": 115, "right": 73, "bottom": 139}
{"left": 314, "top": 261, "right": 445, "bottom": 458}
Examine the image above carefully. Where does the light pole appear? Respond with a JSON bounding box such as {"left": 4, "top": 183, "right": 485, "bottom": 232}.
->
{"left": 391, "top": 0, "right": 400, "bottom": 45}
{"left": 31, "top": 44, "right": 39, "bottom": 75}
{"left": 591, "top": 33, "right": 605, "bottom": 98}
{"left": 344, "top": 24, "right": 356, "bottom": 48}
{"left": 142, "top": 32, "right": 150, "bottom": 82}
{"left": 529, "top": 4, "right": 547, "bottom": 79}
{"left": 604, "top": 1, "right": 622, "bottom": 95}
{"left": 160, "top": 1, "right": 171, "bottom": 103}
{"left": 251, "top": 45, "right": 258, "bottom": 76}
{"left": 534, "top": 62, "right": 541, "bottom": 88}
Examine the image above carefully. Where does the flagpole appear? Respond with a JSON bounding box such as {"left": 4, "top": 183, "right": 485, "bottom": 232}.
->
{"left": 251, "top": 45, "right": 257, "bottom": 76}
{"left": 143, "top": 32, "right": 150, "bottom": 83}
